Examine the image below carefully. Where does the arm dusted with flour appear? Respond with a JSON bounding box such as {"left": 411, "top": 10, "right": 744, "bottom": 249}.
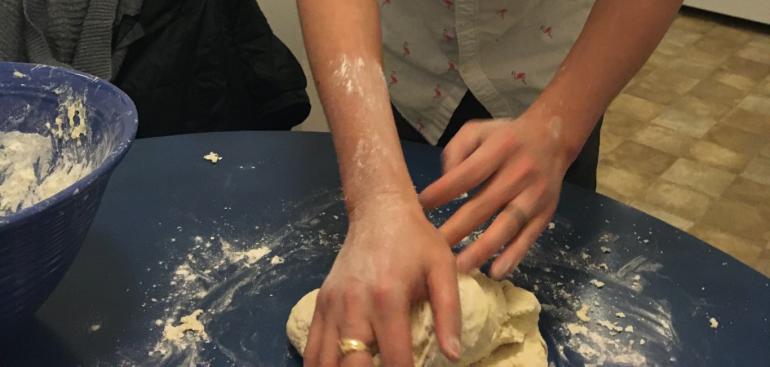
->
{"left": 296, "top": 1, "right": 461, "bottom": 366}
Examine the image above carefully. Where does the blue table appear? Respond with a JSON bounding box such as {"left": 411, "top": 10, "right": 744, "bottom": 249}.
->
{"left": 4, "top": 132, "right": 769, "bottom": 366}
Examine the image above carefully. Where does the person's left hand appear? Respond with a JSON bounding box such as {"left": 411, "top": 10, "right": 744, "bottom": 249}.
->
{"left": 419, "top": 113, "right": 574, "bottom": 279}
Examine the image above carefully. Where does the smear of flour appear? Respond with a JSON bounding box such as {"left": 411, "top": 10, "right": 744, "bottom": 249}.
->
{"left": 0, "top": 131, "right": 92, "bottom": 215}
{"left": 0, "top": 89, "right": 94, "bottom": 216}
{"left": 162, "top": 309, "right": 208, "bottom": 345}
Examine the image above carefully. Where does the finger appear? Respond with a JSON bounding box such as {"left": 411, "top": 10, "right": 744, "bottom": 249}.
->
{"left": 318, "top": 318, "right": 341, "bottom": 367}
{"left": 303, "top": 306, "right": 325, "bottom": 365}
{"left": 419, "top": 138, "right": 506, "bottom": 210}
{"left": 372, "top": 292, "right": 414, "bottom": 367}
{"left": 438, "top": 168, "right": 529, "bottom": 246}
{"left": 339, "top": 291, "right": 376, "bottom": 367}
{"left": 490, "top": 214, "right": 551, "bottom": 279}
{"left": 441, "top": 122, "right": 483, "bottom": 173}
{"left": 426, "top": 262, "right": 462, "bottom": 362}
{"left": 456, "top": 202, "right": 528, "bottom": 273}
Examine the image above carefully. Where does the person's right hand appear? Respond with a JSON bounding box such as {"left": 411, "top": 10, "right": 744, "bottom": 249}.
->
{"left": 302, "top": 194, "right": 462, "bottom": 367}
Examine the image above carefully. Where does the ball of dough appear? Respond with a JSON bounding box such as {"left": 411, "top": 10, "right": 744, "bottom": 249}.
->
{"left": 286, "top": 271, "right": 547, "bottom": 366}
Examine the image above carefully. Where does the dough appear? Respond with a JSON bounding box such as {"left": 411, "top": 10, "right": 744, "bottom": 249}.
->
{"left": 286, "top": 271, "right": 547, "bottom": 366}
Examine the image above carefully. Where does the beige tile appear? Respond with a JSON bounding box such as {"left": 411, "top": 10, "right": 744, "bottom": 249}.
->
{"left": 689, "top": 224, "right": 765, "bottom": 267}
{"left": 754, "top": 250, "right": 770, "bottom": 278}
{"left": 661, "top": 158, "right": 736, "bottom": 198}
{"left": 597, "top": 164, "right": 655, "bottom": 199}
{"left": 697, "top": 198, "right": 770, "bottom": 242}
{"left": 643, "top": 181, "right": 712, "bottom": 221}
{"left": 705, "top": 124, "right": 767, "bottom": 156}
{"left": 719, "top": 108, "right": 770, "bottom": 135}
{"left": 632, "top": 124, "right": 695, "bottom": 156}
{"left": 643, "top": 51, "right": 677, "bottom": 69}
{"left": 737, "top": 95, "right": 770, "bottom": 116}
{"left": 625, "top": 69, "right": 700, "bottom": 105}
{"left": 692, "top": 35, "right": 744, "bottom": 56}
{"left": 722, "top": 177, "right": 770, "bottom": 209}
{"left": 671, "top": 14, "right": 715, "bottom": 34}
{"left": 604, "top": 141, "right": 677, "bottom": 178}
{"left": 661, "top": 27, "right": 704, "bottom": 48}
{"left": 687, "top": 79, "right": 747, "bottom": 107}
{"left": 608, "top": 93, "right": 664, "bottom": 122}
{"left": 741, "top": 156, "right": 770, "bottom": 185}
{"left": 603, "top": 111, "right": 645, "bottom": 137}
{"left": 755, "top": 76, "right": 770, "bottom": 97}
{"left": 662, "top": 48, "right": 726, "bottom": 79}
{"left": 599, "top": 131, "right": 624, "bottom": 156}
{"left": 719, "top": 56, "right": 770, "bottom": 80}
{"left": 628, "top": 200, "right": 695, "bottom": 232}
{"left": 762, "top": 142, "right": 770, "bottom": 158}
{"left": 688, "top": 140, "right": 750, "bottom": 173}
{"left": 654, "top": 39, "right": 686, "bottom": 57}
{"left": 704, "top": 24, "right": 755, "bottom": 44}
{"left": 597, "top": 183, "right": 627, "bottom": 203}
{"left": 668, "top": 95, "right": 730, "bottom": 120}
{"left": 651, "top": 108, "right": 717, "bottom": 138}
{"left": 658, "top": 58, "right": 714, "bottom": 81}
{"left": 737, "top": 40, "right": 770, "bottom": 65}
{"left": 711, "top": 71, "right": 758, "bottom": 92}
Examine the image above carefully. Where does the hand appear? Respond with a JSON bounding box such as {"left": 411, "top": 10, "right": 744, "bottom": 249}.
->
{"left": 303, "top": 195, "right": 461, "bottom": 367}
{"left": 419, "top": 114, "right": 573, "bottom": 279}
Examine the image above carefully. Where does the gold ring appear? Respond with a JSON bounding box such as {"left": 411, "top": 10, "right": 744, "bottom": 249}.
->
{"left": 339, "top": 338, "right": 376, "bottom": 356}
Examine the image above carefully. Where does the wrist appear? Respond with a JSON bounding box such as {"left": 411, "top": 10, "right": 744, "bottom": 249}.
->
{"left": 522, "top": 100, "right": 595, "bottom": 171}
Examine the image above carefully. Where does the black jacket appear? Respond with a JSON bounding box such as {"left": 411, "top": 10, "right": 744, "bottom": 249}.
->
{"left": 114, "top": 0, "right": 310, "bottom": 138}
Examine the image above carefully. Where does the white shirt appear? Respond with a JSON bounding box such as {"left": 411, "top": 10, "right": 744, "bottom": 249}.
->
{"left": 380, "top": 0, "right": 594, "bottom": 144}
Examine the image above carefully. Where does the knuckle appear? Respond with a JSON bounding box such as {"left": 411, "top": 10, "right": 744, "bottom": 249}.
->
{"left": 371, "top": 283, "right": 400, "bottom": 305}
{"left": 316, "top": 288, "right": 335, "bottom": 310}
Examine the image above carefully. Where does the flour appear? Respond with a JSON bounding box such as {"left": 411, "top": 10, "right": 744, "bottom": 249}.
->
{"left": 0, "top": 131, "right": 92, "bottom": 215}
{"left": 203, "top": 152, "right": 222, "bottom": 164}
{"left": 709, "top": 317, "right": 719, "bottom": 329}
{"left": 0, "top": 88, "right": 94, "bottom": 216}
{"left": 576, "top": 304, "right": 591, "bottom": 322}
{"left": 162, "top": 309, "right": 208, "bottom": 345}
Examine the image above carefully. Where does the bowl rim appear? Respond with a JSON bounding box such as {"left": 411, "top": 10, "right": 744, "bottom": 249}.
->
{"left": 0, "top": 62, "right": 139, "bottom": 226}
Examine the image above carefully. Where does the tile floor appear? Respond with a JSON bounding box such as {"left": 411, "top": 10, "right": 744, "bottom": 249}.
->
{"left": 599, "top": 8, "right": 770, "bottom": 277}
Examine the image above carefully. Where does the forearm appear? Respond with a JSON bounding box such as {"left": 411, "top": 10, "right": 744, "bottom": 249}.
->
{"left": 527, "top": 0, "right": 682, "bottom": 162}
{"left": 296, "top": 0, "right": 418, "bottom": 216}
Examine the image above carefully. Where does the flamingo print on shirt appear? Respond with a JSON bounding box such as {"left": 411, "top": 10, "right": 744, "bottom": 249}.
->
{"left": 414, "top": 118, "right": 426, "bottom": 131}
{"left": 442, "top": 0, "right": 453, "bottom": 10}
{"left": 497, "top": 9, "right": 508, "bottom": 19}
{"left": 448, "top": 60, "right": 457, "bottom": 72}
{"left": 442, "top": 28, "right": 455, "bottom": 42}
{"left": 540, "top": 25, "right": 553, "bottom": 39}
{"left": 402, "top": 41, "right": 411, "bottom": 57}
{"left": 511, "top": 70, "right": 527, "bottom": 85}
{"left": 433, "top": 84, "right": 443, "bottom": 99}
{"left": 382, "top": 0, "right": 391, "bottom": 5}
{"left": 389, "top": 71, "right": 398, "bottom": 86}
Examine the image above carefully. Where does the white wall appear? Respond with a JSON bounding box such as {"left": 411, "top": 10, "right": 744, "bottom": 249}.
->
{"left": 257, "top": 0, "right": 329, "bottom": 132}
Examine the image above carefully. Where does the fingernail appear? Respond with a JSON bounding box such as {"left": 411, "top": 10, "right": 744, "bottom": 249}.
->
{"left": 493, "top": 259, "right": 513, "bottom": 279}
{"left": 448, "top": 336, "right": 462, "bottom": 360}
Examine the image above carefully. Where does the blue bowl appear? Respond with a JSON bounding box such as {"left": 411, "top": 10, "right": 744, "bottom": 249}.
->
{"left": 0, "top": 63, "right": 138, "bottom": 326}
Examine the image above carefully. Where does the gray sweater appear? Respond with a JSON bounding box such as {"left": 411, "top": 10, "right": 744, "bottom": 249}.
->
{"left": 0, "top": 0, "right": 143, "bottom": 80}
